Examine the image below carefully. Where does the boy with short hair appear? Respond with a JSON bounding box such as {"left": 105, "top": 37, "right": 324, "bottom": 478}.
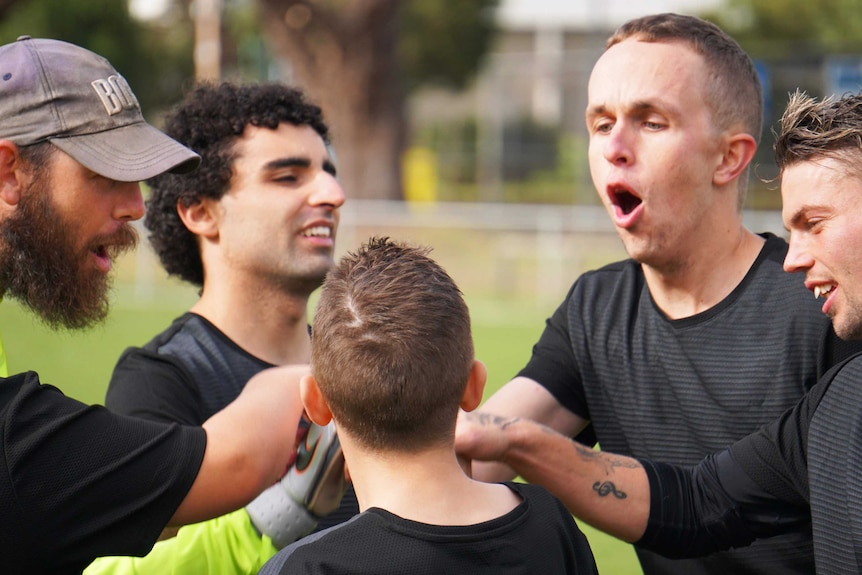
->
{"left": 260, "top": 237, "right": 597, "bottom": 574}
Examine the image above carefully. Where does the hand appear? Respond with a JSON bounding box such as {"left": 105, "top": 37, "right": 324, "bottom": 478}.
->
{"left": 454, "top": 410, "right": 519, "bottom": 464}
{"left": 282, "top": 414, "right": 311, "bottom": 475}
{"left": 246, "top": 421, "right": 348, "bottom": 548}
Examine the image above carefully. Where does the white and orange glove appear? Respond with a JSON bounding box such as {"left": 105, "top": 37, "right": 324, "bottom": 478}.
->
{"left": 246, "top": 421, "right": 348, "bottom": 549}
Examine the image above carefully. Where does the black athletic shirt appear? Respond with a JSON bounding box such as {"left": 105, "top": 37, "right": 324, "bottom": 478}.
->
{"left": 519, "top": 233, "right": 862, "bottom": 574}
{"left": 640, "top": 352, "right": 862, "bottom": 574}
{"left": 0, "top": 371, "right": 206, "bottom": 574}
{"left": 259, "top": 482, "right": 598, "bottom": 575}
{"left": 105, "top": 313, "right": 359, "bottom": 530}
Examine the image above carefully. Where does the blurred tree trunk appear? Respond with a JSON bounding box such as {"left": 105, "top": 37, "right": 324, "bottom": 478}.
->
{"left": 0, "top": 0, "right": 21, "bottom": 18}
{"left": 255, "top": 0, "right": 405, "bottom": 200}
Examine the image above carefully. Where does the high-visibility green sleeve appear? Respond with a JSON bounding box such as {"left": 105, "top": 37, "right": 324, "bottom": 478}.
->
{"left": 84, "top": 509, "right": 278, "bottom": 575}
{"left": 0, "top": 330, "right": 7, "bottom": 377}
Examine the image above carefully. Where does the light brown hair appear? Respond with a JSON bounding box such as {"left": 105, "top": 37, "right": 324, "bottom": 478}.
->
{"left": 311, "top": 236, "right": 474, "bottom": 452}
{"left": 775, "top": 90, "right": 862, "bottom": 177}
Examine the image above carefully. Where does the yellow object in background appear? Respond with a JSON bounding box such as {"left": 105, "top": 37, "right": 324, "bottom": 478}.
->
{"left": 403, "top": 147, "right": 438, "bottom": 203}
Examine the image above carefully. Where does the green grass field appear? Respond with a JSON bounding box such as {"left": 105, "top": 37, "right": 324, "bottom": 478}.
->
{"left": 0, "top": 285, "right": 642, "bottom": 574}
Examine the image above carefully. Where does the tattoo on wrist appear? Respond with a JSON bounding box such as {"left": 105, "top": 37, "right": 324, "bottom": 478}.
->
{"left": 592, "top": 481, "right": 627, "bottom": 499}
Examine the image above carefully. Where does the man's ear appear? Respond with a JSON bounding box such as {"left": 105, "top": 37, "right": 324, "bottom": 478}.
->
{"left": 300, "top": 374, "right": 333, "bottom": 425}
{"left": 176, "top": 197, "right": 219, "bottom": 239}
{"left": 0, "top": 140, "right": 25, "bottom": 208}
{"left": 713, "top": 132, "right": 757, "bottom": 187}
{"left": 460, "top": 360, "right": 487, "bottom": 412}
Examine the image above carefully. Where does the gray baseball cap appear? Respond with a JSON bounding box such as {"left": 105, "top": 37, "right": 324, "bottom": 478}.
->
{"left": 0, "top": 36, "right": 200, "bottom": 182}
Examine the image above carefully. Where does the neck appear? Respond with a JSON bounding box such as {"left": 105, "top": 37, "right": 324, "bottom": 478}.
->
{"left": 191, "top": 276, "right": 313, "bottom": 365}
{"left": 643, "top": 227, "right": 764, "bottom": 319}
{"left": 341, "top": 433, "right": 520, "bottom": 526}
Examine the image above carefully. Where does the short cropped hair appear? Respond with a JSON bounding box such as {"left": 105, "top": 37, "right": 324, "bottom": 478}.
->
{"left": 311, "top": 237, "right": 474, "bottom": 452}
{"left": 608, "top": 13, "right": 763, "bottom": 145}
{"left": 774, "top": 90, "right": 862, "bottom": 178}
{"left": 145, "top": 82, "right": 330, "bottom": 286}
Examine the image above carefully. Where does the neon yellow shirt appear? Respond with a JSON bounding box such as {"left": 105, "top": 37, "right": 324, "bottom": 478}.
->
{"left": 84, "top": 509, "right": 278, "bottom": 575}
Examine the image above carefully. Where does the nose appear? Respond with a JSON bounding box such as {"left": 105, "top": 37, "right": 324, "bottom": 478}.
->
{"left": 114, "top": 182, "right": 145, "bottom": 222}
{"left": 602, "top": 124, "right": 634, "bottom": 166}
{"left": 783, "top": 232, "right": 814, "bottom": 273}
{"left": 310, "top": 173, "right": 346, "bottom": 209}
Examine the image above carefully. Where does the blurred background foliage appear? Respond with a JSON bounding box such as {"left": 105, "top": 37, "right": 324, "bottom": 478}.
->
{"left": 0, "top": 0, "right": 860, "bottom": 207}
{"left": 0, "top": 0, "right": 194, "bottom": 117}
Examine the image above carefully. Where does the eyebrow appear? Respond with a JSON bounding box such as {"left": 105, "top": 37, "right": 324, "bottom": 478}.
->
{"left": 786, "top": 206, "right": 813, "bottom": 230}
{"left": 323, "top": 159, "right": 337, "bottom": 177}
{"left": 586, "top": 100, "right": 662, "bottom": 119}
{"left": 263, "top": 156, "right": 337, "bottom": 178}
{"left": 264, "top": 157, "right": 310, "bottom": 171}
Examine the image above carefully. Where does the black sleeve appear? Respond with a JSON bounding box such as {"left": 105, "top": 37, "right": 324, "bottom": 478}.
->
{"left": 636, "top": 385, "right": 822, "bottom": 558}
{"left": 821, "top": 327, "right": 862, "bottom": 381}
{"left": 517, "top": 284, "right": 587, "bottom": 418}
{"left": 105, "top": 346, "right": 206, "bottom": 426}
{"left": 517, "top": 283, "right": 598, "bottom": 447}
{"left": 0, "top": 372, "right": 207, "bottom": 572}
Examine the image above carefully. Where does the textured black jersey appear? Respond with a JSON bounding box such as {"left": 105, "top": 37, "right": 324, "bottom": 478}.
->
{"left": 641, "top": 352, "right": 862, "bottom": 574}
{"left": 519, "top": 233, "right": 862, "bottom": 574}
{"left": 0, "top": 371, "right": 206, "bottom": 574}
{"left": 259, "top": 482, "right": 597, "bottom": 575}
{"left": 105, "top": 313, "right": 359, "bottom": 529}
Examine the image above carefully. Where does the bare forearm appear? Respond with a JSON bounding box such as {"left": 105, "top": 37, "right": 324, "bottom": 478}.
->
{"left": 171, "top": 366, "right": 306, "bottom": 525}
{"left": 465, "top": 413, "right": 650, "bottom": 541}
{"left": 469, "top": 377, "right": 588, "bottom": 483}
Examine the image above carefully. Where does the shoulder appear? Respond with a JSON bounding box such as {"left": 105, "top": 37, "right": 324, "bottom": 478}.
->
{"left": 260, "top": 516, "right": 370, "bottom": 575}
{"left": 139, "top": 313, "right": 215, "bottom": 355}
{"left": 505, "top": 481, "right": 572, "bottom": 517}
{"left": 814, "top": 351, "right": 862, "bottom": 404}
{"left": 109, "top": 313, "right": 227, "bottom": 388}
{"left": 579, "top": 259, "right": 641, "bottom": 284}
{"left": 0, "top": 371, "right": 78, "bottom": 420}
{"left": 564, "top": 259, "right": 643, "bottom": 305}
{"left": 759, "top": 232, "right": 789, "bottom": 259}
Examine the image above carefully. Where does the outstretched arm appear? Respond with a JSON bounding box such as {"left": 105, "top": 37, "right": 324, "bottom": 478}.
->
{"left": 169, "top": 365, "right": 307, "bottom": 526}
{"left": 456, "top": 411, "right": 649, "bottom": 542}
{"left": 457, "top": 405, "right": 814, "bottom": 557}
{"left": 468, "top": 376, "right": 589, "bottom": 483}
{"left": 84, "top": 509, "right": 276, "bottom": 575}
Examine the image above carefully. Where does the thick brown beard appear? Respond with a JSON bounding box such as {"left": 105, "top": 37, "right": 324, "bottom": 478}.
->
{"left": 0, "top": 183, "right": 138, "bottom": 330}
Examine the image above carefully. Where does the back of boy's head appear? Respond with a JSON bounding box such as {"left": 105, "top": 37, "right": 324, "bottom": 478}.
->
{"left": 311, "top": 236, "right": 474, "bottom": 452}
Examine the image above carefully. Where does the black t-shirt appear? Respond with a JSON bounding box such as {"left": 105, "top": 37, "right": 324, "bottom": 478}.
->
{"left": 259, "top": 482, "right": 598, "bottom": 575}
{"left": 0, "top": 371, "right": 206, "bottom": 574}
{"left": 106, "top": 313, "right": 359, "bottom": 529}
{"left": 519, "top": 233, "right": 862, "bottom": 574}
{"left": 641, "top": 352, "right": 862, "bottom": 574}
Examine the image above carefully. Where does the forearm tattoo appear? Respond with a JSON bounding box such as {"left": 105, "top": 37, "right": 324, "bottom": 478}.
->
{"left": 473, "top": 412, "right": 520, "bottom": 430}
{"left": 562, "top": 431, "right": 639, "bottom": 500}
{"left": 592, "top": 481, "right": 627, "bottom": 499}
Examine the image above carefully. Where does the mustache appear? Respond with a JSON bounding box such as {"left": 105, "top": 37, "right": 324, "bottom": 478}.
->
{"left": 88, "top": 223, "right": 139, "bottom": 259}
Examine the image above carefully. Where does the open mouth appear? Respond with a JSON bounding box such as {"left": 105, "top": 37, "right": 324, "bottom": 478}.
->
{"left": 814, "top": 284, "right": 835, "bottom": 299}
{"left": 612, "top": 189, "right": 642, "bottom": 215}
{"left": 89, "top": 244, "right": 112, "bottom": 273}
{"left": 607, "top": 184, "right": 643, "bottom": 217}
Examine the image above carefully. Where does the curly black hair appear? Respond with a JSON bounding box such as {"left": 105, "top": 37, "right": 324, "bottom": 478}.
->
{"left": 145, "top": 82, "right": 330, "bottom": 287}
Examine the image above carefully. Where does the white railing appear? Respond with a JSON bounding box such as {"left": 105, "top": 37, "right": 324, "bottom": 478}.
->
{"left": 122, "top": 200, "right": 786, "bottom": 309}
